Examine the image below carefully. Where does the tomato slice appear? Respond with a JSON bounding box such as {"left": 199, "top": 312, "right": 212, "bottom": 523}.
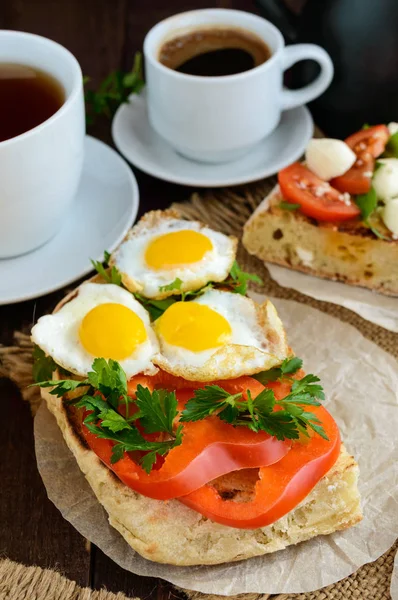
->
{"left": 180, "top": 403, "right": 341, "bottom": 529}
{"left": 331, "top": 125, "right": 389, "bottom": 194}
{"left": 278, "top": 163, "right": 360, "bottom": 222}
{"left": 82, "top": 375, "right": 291, "bottom": 500}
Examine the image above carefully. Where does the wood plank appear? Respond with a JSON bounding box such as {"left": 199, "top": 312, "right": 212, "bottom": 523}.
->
{"left": 0, "top": 377, "right": 91, "bottom": 585}
{"left": 0, "top": 0, "right": 127, "bottom": 84}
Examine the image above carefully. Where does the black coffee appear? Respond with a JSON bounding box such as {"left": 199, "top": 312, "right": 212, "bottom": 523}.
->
{"left": 0, "top": 63, "right": 65, "bottom": 142}
{"left": 159, "top": 27, "right": 271, "bottom": 77}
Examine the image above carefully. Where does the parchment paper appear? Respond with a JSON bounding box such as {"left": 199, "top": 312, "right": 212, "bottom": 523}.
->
{"left": 34, "top": 297, "right": 398, "bottom": 596}
{"left": 391, "top": 550, "right": 398, "bottom": 600}
{"left": 267, "top": 264, "right": 398, "bottom": 333}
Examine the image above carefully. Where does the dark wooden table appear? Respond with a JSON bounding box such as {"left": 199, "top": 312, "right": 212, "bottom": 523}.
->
{"left": 0, "top": 1, "right": 262, "bottom": 597}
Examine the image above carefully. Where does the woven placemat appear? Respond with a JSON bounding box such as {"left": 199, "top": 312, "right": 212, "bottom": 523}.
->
{"left": 0, "top": 179, "right": 396, "bottom": 599}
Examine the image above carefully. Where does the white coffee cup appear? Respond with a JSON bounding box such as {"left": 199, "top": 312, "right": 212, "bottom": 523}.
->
{"left": 144, "top": 9, "right": 333, "bottom": 163}
{"left": 0, "top": 31, "right": 85, "bottom": 258}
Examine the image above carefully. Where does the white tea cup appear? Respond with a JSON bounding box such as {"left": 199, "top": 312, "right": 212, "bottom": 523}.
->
{"left": 144, "top": 9, "right": 333, "bottom": 163}
{"left": 0, "top": 31, "right": 85, "bottom": 258}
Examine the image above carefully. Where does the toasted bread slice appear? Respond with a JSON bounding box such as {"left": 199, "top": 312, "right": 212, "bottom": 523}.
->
{"left": 243, "top": 185, "right": 398, "bottom": 296}
{"left": 42, "top": 387, "right": 362, "bottom": 566}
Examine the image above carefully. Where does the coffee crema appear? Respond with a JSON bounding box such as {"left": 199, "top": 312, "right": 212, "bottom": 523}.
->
{"left": 0, "top": 63, "right": 65, "bottom": 142}
{"left": 158, "top": 27, "right": 272, "bottom": 77}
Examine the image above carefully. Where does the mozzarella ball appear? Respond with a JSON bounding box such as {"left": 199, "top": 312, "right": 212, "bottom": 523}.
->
{"left": 373, "top": 159, "right": 398, "bottom": 201}
{"left": 305, "top": 138, "right": 356, "bottom": 181}
{"left": 382, "top": 198, "right": 398, "bottom": 236}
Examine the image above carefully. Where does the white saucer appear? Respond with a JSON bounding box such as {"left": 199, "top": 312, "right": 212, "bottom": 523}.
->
{"left": 112, "top": 94, "right": 313, "bottom": 187}
{"left": 0, "top": 136, "right": 139, "bottom": 305}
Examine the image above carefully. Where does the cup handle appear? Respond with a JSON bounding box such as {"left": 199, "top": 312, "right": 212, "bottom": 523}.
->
{"left": 281, "top": 44, "right": 334, "bottom": 110}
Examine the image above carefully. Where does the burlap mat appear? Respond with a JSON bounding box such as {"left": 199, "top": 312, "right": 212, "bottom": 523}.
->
{"left": 1, "top": 180, "right": 397, "bottom": 599}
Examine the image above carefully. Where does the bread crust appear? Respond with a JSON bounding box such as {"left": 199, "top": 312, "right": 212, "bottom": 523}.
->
{"left": 243, "top": 185, "right": 398, "bottom": 296}
{"left": 41, "top": 387, "right": 362, "bottom": 566}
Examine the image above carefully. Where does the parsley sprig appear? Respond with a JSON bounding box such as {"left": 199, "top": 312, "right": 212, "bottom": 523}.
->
{"left": 279, "top": 201, "right": 301, "bottom": 211}
{"left": 253, "top": 356, "right": 303, "bottom": 384}
{"left": 84, "top": 52, "right": 144, "bottom": 124}
{"left": 91, "top": 251, "right": 122, "bottom": 286}
{"left": 180, "top": 358, "right": 327, "bottom": 441}
{"left": 32, "top": 346, "right": 70, "bottom": 382}
{"left": 32, "top": 346, "right": 57, "bottom": 383}
{"left": 223, "top": 261, "right": 263, "bottom": 295}
{"left": 355, "top": 185, "right": 390, "bottom": 240}
{"left": 35, "top": 358, "right": 182, "bottom": 472}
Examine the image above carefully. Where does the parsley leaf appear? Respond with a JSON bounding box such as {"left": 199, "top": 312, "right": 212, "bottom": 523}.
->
{"left": 279, "top": 201, "right": 301, "bottom": 211}
{"left": 157, "top": 279, "right": 214, "bottom": 302}
{"left": 180, "top": 366, "right": 327, "bottom": 441}
{"left": 85, "top": 52, "right": 144, "bottom": 124}
{"left": 180, "top": 385, "right": 242, "bottom": 423}
{"left": 134, "top": 293, "right": 176, "bottom": 320}
{"left": 91, "top": 251, "right": 122, "bottom": 286}
{"left": 32, "top": 346, "right": 57, "bottom": 383}
{"left": 253, "top": 356, "right": 303, "bottom": 384}
{"left": 76, "top": 394, "right": 130, "bottom": 433}
{"left": 33, "top": 358, "right": 183, "bottom": 473}
{"left": 34, "top": 378, "right": 87, "bottom": 397}
{"left": 355, "top": 186, "right": 377, "bottom": 221}
{"left": 354, "top": 186, "right": 390, "bottom": 240}
{"left": 225, "top": 261, "right": 263, "bottom": 295}
{"left": 384, "top": 131, "right": 398, "bottom": 158}
{"left": 159, "top": 278, "right": 183, "bottom": 293}
{"left": 133, "top": 385, "right": 179, "bottom": 436}
{"left": 87, "top": 358, "right": 127, "bottom": 396}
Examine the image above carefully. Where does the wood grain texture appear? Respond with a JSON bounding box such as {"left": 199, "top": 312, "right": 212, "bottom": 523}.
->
{"left": 0, "top": 377, "right": 91, "bottom": 585}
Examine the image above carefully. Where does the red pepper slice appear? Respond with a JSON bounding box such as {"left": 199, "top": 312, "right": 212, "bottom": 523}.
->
{"left": 82, "top": 375, "right": 291, "bottom": 500}
{"left": 180, "top": 404, "right": 340, "bottom": 529}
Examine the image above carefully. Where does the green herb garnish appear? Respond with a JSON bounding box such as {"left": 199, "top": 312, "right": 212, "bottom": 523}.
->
{"left": 91, "top": 251, "right": 122, "bottom": 286}
{"left": 180, "top": 367, "right": 327, "bottom": 441}
{"left": 253, "top": 356, "right": 303, "bottom": 384}
{"left": 224, "top": 261, "right": 263, "bottom": 295}
{"left": 34, "top": 358, "right": 182, "bottom": 472}
{"left": 355, "top": 186, "right": 390, "bottom": 240}
{"left": 32, "top": 346, "right": 58, "bottom": 383}
{"left": 159, "top": 278, "right": 183, "bottom": 293}
{"left": 355, "top": 186, "right": 378, "bottom": 221}
{"left": 279, "top": 201, "right": 301, "bottom": 211}
{"left": 85, "top": 52, "right": 144, "bottom": 124}
{"left": 383, "top": 131, "right": 398, "bottom": 158}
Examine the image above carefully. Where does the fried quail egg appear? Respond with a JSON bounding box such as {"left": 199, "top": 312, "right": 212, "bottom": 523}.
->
{"left": 31, "top": 283, "right": 159, "bottom": 378}
{"left": 110, "top": 210, "right": 237, "bottom": 299}
{"left": 153, "top": 289, "right": 289, "bottom": 381}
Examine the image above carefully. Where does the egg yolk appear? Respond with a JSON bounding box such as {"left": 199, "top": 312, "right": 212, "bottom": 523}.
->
{"left": 145, "top": 230, "right": 213, "bottom": 270}
{"left": 156, "top": 301, "right": 232, "bottom": 352}
{"left": 79, "top": 303, "right": 147, "bottom": 360}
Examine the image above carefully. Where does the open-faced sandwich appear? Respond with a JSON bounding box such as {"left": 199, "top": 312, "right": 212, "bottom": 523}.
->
{"left": 32, "top": 210, "right": 362, "bottom": 566}
{"left": 243, "top": 124, "right": 398, "bottom": 295}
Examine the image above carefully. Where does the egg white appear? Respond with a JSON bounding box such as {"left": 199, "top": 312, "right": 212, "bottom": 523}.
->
{"left": 110, "top": 211, "right": 237, "bottom": 299}
{"left": 31, "top": 282, "right": 159, "bottom": 378}
{"left": 153, "top": 289, "right": 289, "bottom": 381}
